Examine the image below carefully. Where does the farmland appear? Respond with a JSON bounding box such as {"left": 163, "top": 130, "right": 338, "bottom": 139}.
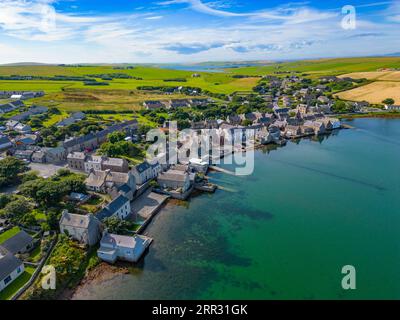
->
{"left": 1, "top": 57, "right": 400, "bottom": 112}
{"left": 336, "top": 81, "right": 400, "bottom": 104}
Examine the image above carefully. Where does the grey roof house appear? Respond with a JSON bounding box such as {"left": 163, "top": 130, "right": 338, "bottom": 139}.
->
{"left": 1, "top": 230, "right": 34, "bottom": 255}
{"left": 0, "top": 246, "right": 25, "bottom": 292}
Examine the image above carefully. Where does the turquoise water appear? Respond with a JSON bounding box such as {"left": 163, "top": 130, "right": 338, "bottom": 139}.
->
{"left": 72, "top": 119, "right": 400, "bottom": 300}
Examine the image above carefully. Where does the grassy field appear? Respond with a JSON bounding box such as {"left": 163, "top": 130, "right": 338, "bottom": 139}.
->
{"left": 226, "top": 57, "right": 400, "bottom": 77}
{"left": 0, "top": 226, "right": 21, "bottom": 244}
{"left": 2, "top": 58, "right": 400, "bottom": 111}
{"left": 336, "top": 81, "right": 400, "bottom": 104}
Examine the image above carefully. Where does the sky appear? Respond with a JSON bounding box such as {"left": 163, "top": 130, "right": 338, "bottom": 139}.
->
{"left": 0, "top": 0, "right": 399, "bottom": 64}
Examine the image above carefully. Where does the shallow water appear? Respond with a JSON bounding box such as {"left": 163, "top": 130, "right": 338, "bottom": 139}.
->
{"left": 72, "top": 118, "right": 400, "bottom": 300}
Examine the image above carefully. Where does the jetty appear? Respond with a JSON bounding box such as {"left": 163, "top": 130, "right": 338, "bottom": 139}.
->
{"left": 209, "top": 165, "right": 237, "bottom": 176}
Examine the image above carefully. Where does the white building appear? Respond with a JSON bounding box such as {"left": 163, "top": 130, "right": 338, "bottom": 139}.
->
{"left": 0, "top": 246, "right": 25, "bottom": 293}
{"left": 97, "top": 231, "right": 153, "bottom": 264}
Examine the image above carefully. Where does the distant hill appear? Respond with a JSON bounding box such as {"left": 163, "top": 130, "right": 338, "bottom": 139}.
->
{"left": 0, "top": 62, "right": 53, "bottom": 66}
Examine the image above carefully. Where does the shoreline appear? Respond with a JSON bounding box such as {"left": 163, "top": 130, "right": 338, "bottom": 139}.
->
{"left": 339, "top": 112, "right": 400, "bottom": 119}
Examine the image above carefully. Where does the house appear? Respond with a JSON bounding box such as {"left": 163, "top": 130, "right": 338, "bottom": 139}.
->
{"left": 0, "top": 246, "right": 25, "bottom": 293}
{"left": 83, "top": 155, "right": 103, "bottom": 172}
{"left": 96, "top": 195, "right": 131, "bottom": 221}
{"left": 56, "top": 112, "right": 86, "bottom": 128}
{"left": 43, "top": 147, "right": 67, "bottom": 164}
{"left": 227, "top": 115, "right": 242, "bottom": 125}
{"left": 97, "top": 231, "right": 152, "bottom": 264}
{"left": 304, "top": 121, "right": 326, "bottom": 135}
{"left": 15, "top": 134, "right": 39, "bottom": 146}
{"left": 67, "top": 152, "right": 86, "bottom": 171}
{"left": 14, "top": 150, "right": 34, "bottom": 161}
{"left": 274, "top": 108, "right": 290, "bottom": 120}
{"left": 101, "top": 157, "right": 129, "bottom": 173}
{"left": 6, "top": 120, "right": 19, "bottom": 131}
{"left": 190, "top": 98, "right": 210, "bottom": 107}
{"left": 285, "top": 125, "right": 303, "bottom": 138}
{"left": 143, "top": 101, "right": 165, "bottom": 110}
{"left": 14, "top": 123, "right": 32, "bottom": 134}
{"left": 157, "top": 169, "right": 191, "bottom": 193}
{"left": 317, "top": 96, "right": 330, "bottom": 104}
{"left": 59, "top": 210, "right": 102, "bottom": 246}
{"left": 0, "top": 136, "right": 13, "bottom": 150}
{"left": 32, "top": 151, "right": 46, "bottom": 163}
{"left": 169, "top": 99, "right": 191, "bottom": 109}
{"left": 131, "top": 161, "right": 160, "bottom": 186}
{"left": 1, "top": 230, "right": 34, "bottom": 255}
{"left": 385, "top": 105, "right": 400, "bottom": 111}
{"left": 85, "top": 170, "right": 136, "bottom": 194}
{"left": 0, "top": 103, "right": 17, "bottom": 114}
{"left": 189, "top": 158, "right": 209, "bottom": 173}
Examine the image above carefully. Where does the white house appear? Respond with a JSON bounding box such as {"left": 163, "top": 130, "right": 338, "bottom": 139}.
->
{"left": 97, "top": 231, "right": 152, "bottom": 264}
{"left": 0, "top": 246, "right": 25, "bottom": 293}
{"left": 131, "top": 161, "right": 161, "bottom": 185}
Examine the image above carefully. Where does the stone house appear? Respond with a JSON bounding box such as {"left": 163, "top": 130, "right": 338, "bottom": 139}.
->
{"left": 59, "top": 210, "right": 102, "bottom": 246}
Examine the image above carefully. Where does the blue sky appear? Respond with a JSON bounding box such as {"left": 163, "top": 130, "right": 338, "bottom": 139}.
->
{"left": 0, "top": 0, "right": 399, "bottom": 63}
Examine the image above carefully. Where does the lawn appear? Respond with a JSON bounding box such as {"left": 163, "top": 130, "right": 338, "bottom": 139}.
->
{"left": 0, "top": 226, "right": 21, "bottom": 244}
{"left": 0, "top": 266, "right": 36, "bottom": 300}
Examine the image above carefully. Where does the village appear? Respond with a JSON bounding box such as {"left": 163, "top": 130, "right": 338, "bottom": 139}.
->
{"left": 0, "top": 70, "right": 397, "bottom": 300}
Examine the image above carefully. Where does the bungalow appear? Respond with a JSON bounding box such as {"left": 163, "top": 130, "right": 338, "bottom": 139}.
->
{"left": 0, "top": 247, "right": 25, "bottom": 293}
{"left": 385, "top": 105, "right": 400, "bottom": 111}
{"left": 97, "top": 231, "right": 152, "bottom": 264}
{"left": 157, "top": 169, "right": 191, "bottom": 193}
{"left": 0, "top": 103, "right": 17, "bottom": 114}
{"left": 1, "top": 230, "right": 34, "bottom": 255}
{"left": 96, "top": 194, "right": 131, "bottom": 221}
{"left": 169, "top": 99, "right": 191, "bottom": 109}
{"left": 59, "top": 210, "right": 102, "bottom": 246}
{"left": 143, "top": 100, "right": 165, "bottom": 110}
{"left": 0, "top": 136, "right": 13, "bottom": 151}
{"left": 190, "top": 98, "right": 210, "bottom": 107}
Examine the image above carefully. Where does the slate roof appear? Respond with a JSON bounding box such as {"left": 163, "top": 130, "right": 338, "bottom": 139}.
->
{"left": 60, "top": 211, "right": 91, "bottom": 229}
{"left": 0, "top": 246, "right": 23, "bottom": 282}
{"left": 135, "top": 161, "right": 151, "bottom": 173}
{"left": 1, "top": 230, "right": 33, "bottom": 255}
{"left": 96, "top": 195, "right": 129, "bottom": 221}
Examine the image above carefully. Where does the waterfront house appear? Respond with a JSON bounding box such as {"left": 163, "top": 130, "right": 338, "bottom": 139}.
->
{"left": 59, "top": 210, "right": 102, "bottom": 246}
{"left": 285, "top": 125, "right": 303, "bottom": 138}
{"left": 385, "top": 105, "right": 400, "bottom": 111}
{"left": 96, "top": 195, "right": 131, "bottom": 221}
{"left": 304, "top": 121, "right": 326, "bottom": 135}
{"left": 1, "top": 230, "right": 34, "bottom": 255}
{"left": 131, "top": 161, "right": 160, "bottom": 186}
{"left": 97, "top": 231, "right": 152, "bottom": 264}
{"left": 157, "top": 169, "right": 191, "bottom": 193}
{"left": 0, "top": 246, "right": 25, "bottom": 293}
{"left": 189, "top": 158, "right": 209, "bottom": 173}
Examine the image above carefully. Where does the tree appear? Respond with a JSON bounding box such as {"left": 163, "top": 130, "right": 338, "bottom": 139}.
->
{"left": 382, "top": 98, "right": 395, "bottom": 105}
{"left": 103, "top": 216, "right": 133, "bottom": 234}
{"left": 0, "top": 157, "right": 29, "bottom": 187}
{"left": 2, "top": 198, "right": 32, "bottom": 220}
{"left": 108, "top": 131, "right": 126, "bottom": 144}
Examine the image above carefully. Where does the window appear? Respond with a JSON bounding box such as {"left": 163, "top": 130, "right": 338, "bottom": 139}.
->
{"left": 17, "top": 267, "right": 22, "bottom": 274}
{"left": 4, "top": 275, "right": 12, "bottom": 285}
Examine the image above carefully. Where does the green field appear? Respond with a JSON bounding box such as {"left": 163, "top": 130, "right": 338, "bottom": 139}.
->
{"left": 0, "top": 266, "right": 36, "bottom": 300}
{"left": 1, "top": 58, "right": 400, "bottom": 112}
{"left": 227, "top": 57, "right": 400, "bottom": 77}
{"left": 0, "top": 226, "right": 21, "bottom": 244}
